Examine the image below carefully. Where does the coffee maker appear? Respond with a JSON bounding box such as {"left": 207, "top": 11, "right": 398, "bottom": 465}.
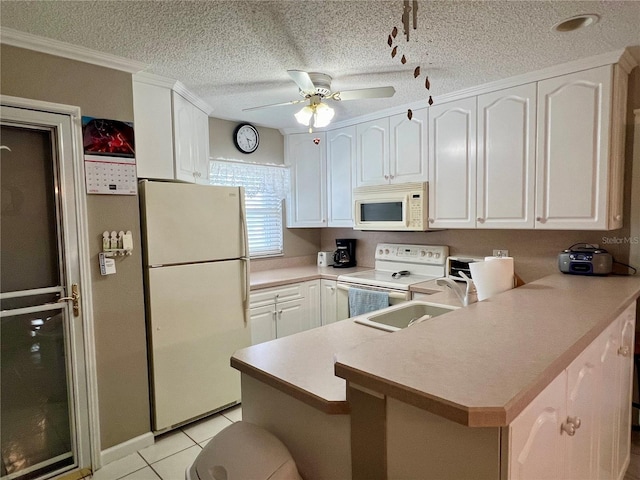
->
{"left": 333, "top": 239, "right": 357, "bottom": 268}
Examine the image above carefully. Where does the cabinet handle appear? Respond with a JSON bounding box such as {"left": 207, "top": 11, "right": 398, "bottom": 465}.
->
{"left": 428, "top": 218, "right": 434, "bottom": 224}
{"left": 618, "top": 345, "right": 631, "bottom": 357}
{"left": 536, "top": 216, "right": 546, "bottom": 223}
{"left": 477, "top": 217, "right": 484, "bottom": 223}
{"left": 384, "top": 174, "right": 389, "bottom": 180}
{"left": 561, "top": 421, "right": 576, "bottom": 436}
{"left": 389, "top": 174, "right": 394, "bottom": 179}
{"left": 615, "top": 214, "right": 622, "bottom": 221}
{"left": 561, "top": 416, "right": 581, "bottom": 436}
{"left": 567, "top": 416, "right": 581, "bottom": 429}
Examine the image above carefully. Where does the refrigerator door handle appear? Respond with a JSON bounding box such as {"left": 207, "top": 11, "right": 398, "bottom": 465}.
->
{"left": 241, "top": 257, "right": 250, "bottom": 326}
{"left": 239, "top": 187, "right": 250, "bottom": 258}
{"left": 239, "top": 186, "right": 250, "bottom": 326}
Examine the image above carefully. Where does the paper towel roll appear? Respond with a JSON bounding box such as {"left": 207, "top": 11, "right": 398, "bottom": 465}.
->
{"left": 469, "top": 257, "right": 515, "bottom": 301}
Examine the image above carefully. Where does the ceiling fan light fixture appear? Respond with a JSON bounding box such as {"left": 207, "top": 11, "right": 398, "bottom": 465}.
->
{"left": 313, "top": 103, "right": 335, "bottom": 128}
{"left": 294, "top": 105, "right": 314, "bottom": 126}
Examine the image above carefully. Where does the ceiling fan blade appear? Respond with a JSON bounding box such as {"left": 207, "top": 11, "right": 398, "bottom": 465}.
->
{"left": 333, "top": 86, "right": 396, "bottom": 101}
{"left": 287, "top": 70, "right": 316, "bottom": 95}
{"left": 242, "top": 99, "right": 305, "bottom": 112}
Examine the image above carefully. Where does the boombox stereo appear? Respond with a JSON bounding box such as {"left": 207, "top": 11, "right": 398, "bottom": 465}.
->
{"left": 558, "top": 245, "right": 613, "bottom": 276}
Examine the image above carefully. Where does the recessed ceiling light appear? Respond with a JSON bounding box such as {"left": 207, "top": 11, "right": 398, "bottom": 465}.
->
{"left": 553, "top": 14, "right": 600, "bottom": 32}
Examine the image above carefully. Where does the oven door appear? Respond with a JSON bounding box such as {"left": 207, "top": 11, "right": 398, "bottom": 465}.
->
{"left": 336, "top": 282, "right": 410, "bottom": 321}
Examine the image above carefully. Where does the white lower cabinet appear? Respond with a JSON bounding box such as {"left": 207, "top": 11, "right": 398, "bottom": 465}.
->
{"left": 249, "top": 280, "right": 321, "bottom": 345}
{"left": 320, "top": 279, "right": 338, "bottom": 325}
{"left": 508, "top": 302, "right": 636, "bottom": 480}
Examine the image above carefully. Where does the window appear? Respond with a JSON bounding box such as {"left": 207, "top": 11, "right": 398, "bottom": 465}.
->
{"left": 210, "top": 160, "right": 289, "bottom": 258}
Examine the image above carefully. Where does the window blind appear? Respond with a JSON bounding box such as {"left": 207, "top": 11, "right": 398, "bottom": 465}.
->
{"left": 209, "top": 160, "right": 289, "bottom": 257}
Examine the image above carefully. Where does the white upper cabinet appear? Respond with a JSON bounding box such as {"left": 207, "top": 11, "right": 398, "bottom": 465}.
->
{"left": 327, "top": 126, "right": 356, "bottom": 227}
{"left": 535, "top": 65, "right": 623, "bottom": 230}
{"left": 356, "top": 118, "right": 389, "bottom": 186}
{"left": 285, "top": 132, "right": 327, "bottom": 227}
{"left": 355, "top": 112, "right": 428, "bottom": 187}
{"left": 389, "top": 109, "right": 429, "bottom": 184}
{"left": 173, "top": 92, "right": 210, "bottom": 184}
{"left": 477, "top": 84, "right": 536, "bottom": 229}
{"left": 132, "top": 81, "right": 175, "bottom": 180}
{"left": 133, "top": 76, "right": 211, "bottom": 184}
{"left": 428, "top": 97, "right": 477, "bottom": 228}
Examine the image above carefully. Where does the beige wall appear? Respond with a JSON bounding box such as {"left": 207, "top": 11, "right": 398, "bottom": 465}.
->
{"left": 322, "top": 66, "right": 640, "bottom": 283}
{"left": 209, "top": 117, "right": 284, "bottom": 165}
{"left": 1, "top": 45, "right": 150, "bottom": 448}
{"left": 208, "top": 117, "right": 321, "bottom": 271}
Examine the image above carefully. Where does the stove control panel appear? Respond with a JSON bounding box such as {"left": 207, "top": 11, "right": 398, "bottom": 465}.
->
{"left": 375, "top": 243, "right": 449, "bottom": 265}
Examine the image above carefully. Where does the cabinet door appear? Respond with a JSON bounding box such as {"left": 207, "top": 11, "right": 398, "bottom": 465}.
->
{"left": 564, "top": 337, "right": 601, "bottom": 480}
{"left": 535, "top": 66, "right": 612, "bottom": 229}
{"left": 285, "top": 132, "right": 327, "bottom": 227}
{"left": 389, "top": 109, "right": 428, "bottom": 184}
{"left": 356, "top": 118, "right": 390, "bottom": 186}
{"left": 616, "top": 304, "right": 636, "bottom": 479}
{"left": 132, "top": 81, "right": 175, "bottom": 180}
{"left": 327, "top": 126, "right": 356, "bottom": 227}
{"left": 249, "top": 305, "right": 276, "bottom": 345}
{"left": 508, "top": 370, "right": 566, "bottom": 480}
{"left": 193, "top": 105, "right": 210, "bottom": 185}
{"left": 173, "top": 92, "right": 197, "bottom": 183}
{"left": 305, "top": 280, "right": 321, "bottom": 330}
{"left": 276, "top": 298, "right": 307, "bottom": 338}
{"left": 598, "top": 319, "right": 622, "bottom": 480}
{"left": 428, "top": 97, "right": 477, "bottom": 228}
{"left": 477, "top": 84, "right": 536, "bottom": 229}
{"left": 320, "top": 279, "right": 337, "bottom": 325}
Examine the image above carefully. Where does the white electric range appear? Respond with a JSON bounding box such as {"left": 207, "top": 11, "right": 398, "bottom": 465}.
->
{"left": 336, "top": 243, "right": 449, "bottom": 319}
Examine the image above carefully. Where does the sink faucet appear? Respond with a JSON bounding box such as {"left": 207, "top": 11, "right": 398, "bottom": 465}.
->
{"left": 436, "top": 272, "right": 478, "bottom": 306}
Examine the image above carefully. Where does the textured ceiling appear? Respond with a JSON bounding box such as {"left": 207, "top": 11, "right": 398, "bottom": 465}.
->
{"left": 1, "top": 0, "right": 639, "bottom": 131}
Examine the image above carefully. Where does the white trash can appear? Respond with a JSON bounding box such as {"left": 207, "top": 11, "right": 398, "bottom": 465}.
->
{"left": 186, "top": 421, "right": 302, "bottom": 480}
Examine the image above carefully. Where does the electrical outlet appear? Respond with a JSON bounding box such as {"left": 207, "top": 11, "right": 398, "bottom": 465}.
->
{"left": 493, "top": 249, "right": 509, "bottom": 257}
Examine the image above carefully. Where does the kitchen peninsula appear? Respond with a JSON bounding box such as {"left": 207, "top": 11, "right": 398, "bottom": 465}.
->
{"left": 232, "top": 273, "right": 640, "bottom": 479}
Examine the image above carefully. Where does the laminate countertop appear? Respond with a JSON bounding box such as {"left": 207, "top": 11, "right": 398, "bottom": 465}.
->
{"left": 234, "top": 273, "right": 640, "bottom": 426}
{"left": 250, "top": 265, "right": 370, "bottom": 290}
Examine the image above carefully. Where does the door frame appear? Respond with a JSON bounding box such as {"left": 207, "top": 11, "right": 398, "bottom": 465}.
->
{"left": 1, "top": 95, "right": 101, "bottom": 470}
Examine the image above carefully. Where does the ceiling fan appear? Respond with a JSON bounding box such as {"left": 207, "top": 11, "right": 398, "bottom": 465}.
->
{"left": 243, "top": 70, "right": 395, "bottom": 130}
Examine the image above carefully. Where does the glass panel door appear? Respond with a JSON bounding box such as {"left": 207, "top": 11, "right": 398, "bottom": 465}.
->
{"left": 1, "top": 114, "right": 81, "bottom": 480}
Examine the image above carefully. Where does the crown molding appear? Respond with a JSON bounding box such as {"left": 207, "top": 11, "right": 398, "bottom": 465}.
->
{"left": 132, "top": 71, "right": 177, "bottom": 89}
{"left": 173, "top": 81, "right": 214, "bottom": 115}
{"left": 0, "top": 27, "right": 147, "bottom": 73}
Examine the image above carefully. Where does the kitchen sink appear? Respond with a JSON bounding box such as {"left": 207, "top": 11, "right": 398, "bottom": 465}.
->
{"left": 354, "top": 301, "right": 459, "bottom": 332}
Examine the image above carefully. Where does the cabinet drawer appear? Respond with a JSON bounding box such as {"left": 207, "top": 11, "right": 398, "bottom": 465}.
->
{"left": 250, "top": 283, "right": 305, "bottom": 308}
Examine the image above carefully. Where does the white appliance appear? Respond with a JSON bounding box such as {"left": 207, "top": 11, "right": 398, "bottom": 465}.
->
{"left": 336, "top": 243, "right": 448, "bottom": 320}
{"left": 317, "top": 251, "right": 334, "bottom": 267}
{"left": 139, "top": 180, "right": 251, "bottom": 432}
{"left": 353, "top": 182, "right": 429, "bottom": 231}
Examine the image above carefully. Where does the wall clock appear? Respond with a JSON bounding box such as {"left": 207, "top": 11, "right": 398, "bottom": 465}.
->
{"left": 233, "top": 123, "right": 260, "bottom": 154}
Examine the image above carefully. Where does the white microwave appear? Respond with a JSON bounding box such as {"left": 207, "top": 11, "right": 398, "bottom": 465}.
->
{"left": 353, "top": 182, "right": 429, "bottom": 231}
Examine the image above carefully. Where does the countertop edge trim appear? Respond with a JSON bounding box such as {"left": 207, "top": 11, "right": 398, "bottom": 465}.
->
{"left": 231, "top": 357, "right": 350, "bottom": 415}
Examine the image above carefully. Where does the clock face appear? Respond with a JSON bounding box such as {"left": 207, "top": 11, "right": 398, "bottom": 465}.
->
{"left": 234, "top": 123, "right": 259, "bottom": 154}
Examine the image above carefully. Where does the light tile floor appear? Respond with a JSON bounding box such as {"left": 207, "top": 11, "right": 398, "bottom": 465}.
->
{"left": 88, "top": 405, "right": 241, "bottom": 480}
{"left": 88, "top": 409, "right": 640, "bottom": 480}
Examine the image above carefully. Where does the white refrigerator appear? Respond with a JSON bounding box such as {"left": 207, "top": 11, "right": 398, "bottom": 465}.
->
{"left": 139, "top": 180, "right": 251, "bottom": 431}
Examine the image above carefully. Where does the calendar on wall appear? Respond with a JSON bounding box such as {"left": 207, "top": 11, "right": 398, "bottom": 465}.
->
{"left": 81, "top": 116, "right": 137, "bottom": 195}
{"left": 84, "top": 154, "right": 137, "bottom": 195}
